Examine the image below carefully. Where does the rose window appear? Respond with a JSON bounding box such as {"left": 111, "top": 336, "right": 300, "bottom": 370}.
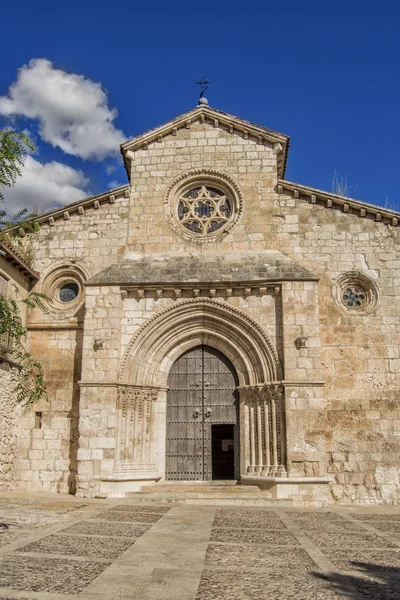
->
{"left": 177, "top": 186, "right": 232, "bottom": 235}
{"left": 334, "top": 272, "right": 379, "bottom": 315}
{"left": 342, "top": 286, "right": 366, "bottom": 309}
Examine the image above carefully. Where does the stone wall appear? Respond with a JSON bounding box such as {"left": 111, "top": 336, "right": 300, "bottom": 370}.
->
{"left": 0, "top": 253, "right": 31, "bottom": 489}
{"left": 11, "top": 190, "right": 128, "bottom": 493}
{"left": 273, "top": 192, "right": 400, "bottom": 504}
{"left": 127, "top": 122, "right": 278, "bottom": 254}
{"left": 0, "top": 367, "right": 20, "bottom": 488}
{"left": 9, "top": 114, "right": 400, "bottom": 504}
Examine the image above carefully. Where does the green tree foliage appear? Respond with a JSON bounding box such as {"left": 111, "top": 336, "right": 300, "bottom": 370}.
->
{"left": 0, "top": 291, "right": 48, "bottom": 408}
{"left": 0, "top": 130, "right": 34, "bottom": 202}
{"left": 0, "top": 130, "right": 39, "bottom": 265}
{"left": 0, "top": 129, "right": 48, "bottom": 407}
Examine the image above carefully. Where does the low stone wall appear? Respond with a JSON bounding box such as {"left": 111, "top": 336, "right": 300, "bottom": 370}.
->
{"left": 0, "top": 366, "right": 20, "bottom": 488}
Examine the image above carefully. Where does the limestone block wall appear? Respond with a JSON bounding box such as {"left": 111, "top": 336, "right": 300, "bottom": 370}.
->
{"left": 12, "top": 327, "right": 83, "bottom": 493}
{"left": 6, "top": 111, "right": 399, "bottom": 505}
{"left": 31, "top": 192, "right": 129, "bottom": 278}
{"left": 75, "top": 280, "right": 328, "bottom": 497}
{"left": 12, "top": 191, "right": 129, "bottom": 493}
{"left": 127, "top": 121, "right": 279, "bottom": 254}
{"left": 281, "top": 281, "right": 326, "bottom": 480}
{"left": 0, "top": 368, "right": 20, "bottom": 488}
{"left": 273, "top": 192, "right": 400, "bottom": 505}
{"left": 76, "top": 285, "right": 122, "bottom": 497}
{"left": 0, "top": 255, "right": 31, "bottom": 489}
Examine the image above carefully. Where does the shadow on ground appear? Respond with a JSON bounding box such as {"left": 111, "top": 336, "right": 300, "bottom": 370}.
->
{"left": 314, "top": 562, "right": 400, "bottom": 600}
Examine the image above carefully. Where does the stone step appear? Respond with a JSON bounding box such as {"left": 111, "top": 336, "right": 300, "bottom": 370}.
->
{"left": 125, "top": 492, "right": 293, "bottom": 506}
{"left": 139, "top": 484, "right": 261, "bottom": 494}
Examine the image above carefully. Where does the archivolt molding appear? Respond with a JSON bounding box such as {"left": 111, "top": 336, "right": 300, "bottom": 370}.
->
{"left": 164, "top": 168, "right": 244, "bottom": 241}
{"left": 119, "top": 298, "right": 281, "bottom": 387}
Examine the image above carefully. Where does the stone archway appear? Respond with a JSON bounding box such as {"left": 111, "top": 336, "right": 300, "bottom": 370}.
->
{"left": 114, "top": 299, "right": 287, "bottom": 481}
{"left": 119, "top": 298, "right": 281, "bottom": 386}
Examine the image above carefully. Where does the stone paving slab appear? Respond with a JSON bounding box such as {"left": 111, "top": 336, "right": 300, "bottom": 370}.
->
{"left": 210, "top": 526, "right": 299, "bottom": 545}
{"left": 353, "top": 513, "right": 400, "bottom": 522}
{"left": 361, "top": 522, "right": 400, "bottom": 535}
{"left": 0, "top": 555, "right": 109, "bottom": 594}
{"left": 323, "top": 548, "right": 400, "bottom": 572}
{"left": 333, "top": 572, "right": 400, "bottom": 600}
{"left": 205, "top": 543, "right": 317, "bottom": 570}
{"left": 305, "top": 530, "right": 396, "bottom": 548}
{"left": 195, "top": 568, "right": 344, "bottom": 599}
{"left": 1, "top": 494, "right": 400, "bottom": 599}
{"left": 90, "top": 510, "right": 163, "bottom": 523}
{"left": 213, "top": 508, "right": 288, "bottom": 529}
{"left": 0, "top": 530, "right": 32, "bottom": 549}
{"left": 62, "top": 520, "right": 151, "bottom": 537}
{"left": 17, "top": 533, "right": 134, "bottom": 560}
{"left": 294, "top": 520, "right": 370, "bottom": 534}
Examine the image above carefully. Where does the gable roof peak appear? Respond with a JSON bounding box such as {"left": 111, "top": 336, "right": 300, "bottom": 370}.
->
{"left": 120, "top": 105, "right": 290, "bottom": 179}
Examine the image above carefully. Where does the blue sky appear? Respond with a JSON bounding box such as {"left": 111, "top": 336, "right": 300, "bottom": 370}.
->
{"left": 1, "top": 1, "right": 399, "bottom": 213}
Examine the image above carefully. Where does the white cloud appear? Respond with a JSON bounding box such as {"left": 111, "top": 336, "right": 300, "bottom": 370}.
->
{"left": 107, "top": 180, "right": 124, "bottom": 189}
{"left": 0, "top": 59, "right": 126, "bottom": 160}
{"left": 3, "top": 155, "right": 89, "bottom": 214}
{"left": 105, "top": 164, "right": 116, "bottom": 174}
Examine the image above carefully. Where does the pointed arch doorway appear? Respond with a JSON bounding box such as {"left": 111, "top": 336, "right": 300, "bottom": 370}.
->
{"left": 165, "top": 345, "right": 239, "bottom": 481}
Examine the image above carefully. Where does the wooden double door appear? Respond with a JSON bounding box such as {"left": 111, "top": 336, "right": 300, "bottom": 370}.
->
{"left": 166, "top": 345, "right": 239, "bottom": 481}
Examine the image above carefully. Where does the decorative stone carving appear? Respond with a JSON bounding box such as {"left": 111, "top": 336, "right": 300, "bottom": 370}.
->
{"left": 114, "top": 386, "right": 159, "bottom": 479}
{"left": 119, "top": 298, "right": 282, "bottom": 386}
{"left": 333, "top": 271, "right": 379, "bottom": 315}
{"left": 164, "top": 168, "right": 244, "bottom": 242}
{"left": 240, "top": 384, "right": 287, "bottom": 477}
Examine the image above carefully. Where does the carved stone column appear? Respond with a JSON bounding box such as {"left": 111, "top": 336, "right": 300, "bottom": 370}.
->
{"left": 239, "top": 384, "right": 287, "bottom": 477}
{"left": 114, "top": 386, "right": 159, "bottom": 479}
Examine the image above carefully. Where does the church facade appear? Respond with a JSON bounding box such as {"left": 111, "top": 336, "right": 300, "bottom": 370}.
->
{"left": 3, "top": 104, "right": 400, "bottom": 506}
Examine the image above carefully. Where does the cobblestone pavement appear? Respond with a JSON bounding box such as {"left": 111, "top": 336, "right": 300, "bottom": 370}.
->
{"left": 1, "top": 493, "right": 400, "bottom": 599}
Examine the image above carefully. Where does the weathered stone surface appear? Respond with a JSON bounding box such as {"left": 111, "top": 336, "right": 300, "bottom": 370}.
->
{"left": 0, "top": 555, "right": 108, "bottom": 594}
{"left": 2, "top": 104, "right": 399, "bottom": 506}
{"left": 18, "top": 533, "right": 134, "bottom": 559}
{"left": 86, "top": 250, "right": 317, "bottom": 286}
{"left": 195, "top": 569, "right": 343, "bottom": 600}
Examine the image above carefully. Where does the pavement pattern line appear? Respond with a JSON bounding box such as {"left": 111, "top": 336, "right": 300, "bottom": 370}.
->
{"left": 277, "top": 510, "right": 367, "bottom": 600}
{"left": 3, "top": 495, "right": 400, "bottom": 599}
{"left": 80, "top": 504, "right": 216, "bottom": 600}
{"left": 337, "top": 510, "right": 400, "bottom": 548}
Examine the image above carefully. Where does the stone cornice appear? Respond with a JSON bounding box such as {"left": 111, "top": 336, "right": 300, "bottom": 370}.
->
{"left": 278, "top": 180, "right": 400, "bottom": 226}
{"left": 7, "top": 184, "right": 130, "bottom": 231}
{"left": 28, "top": 319, "right": 83, "bottom": 330}
{"left": 119, "top": 284, "right": 283, "bottom": 301}
{"left": 282, "top": 380, "right": 325, "bottom": 387}
{"left": 121, "top": 105, "right": 289, "bottom": 179}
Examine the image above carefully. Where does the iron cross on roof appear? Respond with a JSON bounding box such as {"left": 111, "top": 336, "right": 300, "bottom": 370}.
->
{"left": 196, "top": 78, "right": 209, "bottom": 106}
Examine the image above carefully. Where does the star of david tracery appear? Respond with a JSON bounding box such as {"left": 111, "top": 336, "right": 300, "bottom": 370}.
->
{"left": 177, "top": 185, "right": 233, "bottom": 234}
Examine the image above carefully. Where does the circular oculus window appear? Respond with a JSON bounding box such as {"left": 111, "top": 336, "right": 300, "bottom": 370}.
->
{"left": 334, "top": 272, "right": 379, "bottom": 314}
{"left": 41, "top": 264, "right": 87, "bottom": 312}
{"left": 165, "top": 170, "right": 244, "bottom": 241}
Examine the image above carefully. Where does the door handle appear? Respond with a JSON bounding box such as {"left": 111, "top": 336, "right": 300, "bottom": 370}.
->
{"left": 193, "top": 409, "right": 200, "bottom": 419}
{"left": 204, "top": 408, "right": 212, "bottom": 418}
